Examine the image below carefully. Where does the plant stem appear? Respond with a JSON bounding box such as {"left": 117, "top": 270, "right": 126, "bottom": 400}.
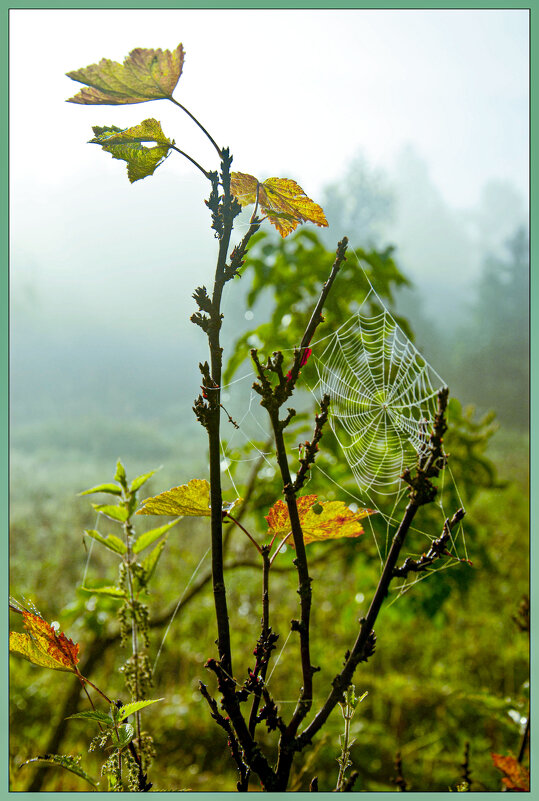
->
{"left": 169, "top": 96, "right": 222, "bottom": 157}
{"left": 226, "top": 513, "right": 262, "bottom": 553}
{"left": 298, "top": 499, "right": 419, "bottom": 748}
{"left": 248, "top": 547, "right": 271, "bottom": 738}
{"left": 206, "top": 151, "right": 237, "bottom": 678}
{"left": 269, "top": 410, "right": 314, "bottom": 737}
{"left": 123, "top": 516, "right": 143, "bottom": 748}
{"left": 170, "top": 144, "right": 211, "bottom": 179}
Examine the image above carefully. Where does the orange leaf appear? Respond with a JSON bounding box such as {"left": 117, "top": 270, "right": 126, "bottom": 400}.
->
{"left": 66, "top": 44, "right": 184, "bottom": 105}
{"left": 491, "top": 754, "right": 529, "bottom": 791}
{"left": 9, "top": 610, "right": 80, "bottom": 673}
{"left": 230, "top": 172, "right": 328, "bottom": 237}
{"left": 266, "top": 494, "right": 375, "bottom": 546}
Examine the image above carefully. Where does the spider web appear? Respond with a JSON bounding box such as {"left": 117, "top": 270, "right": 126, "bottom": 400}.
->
{"left": 311, "top": 286, "right": 446, "bottom": 506}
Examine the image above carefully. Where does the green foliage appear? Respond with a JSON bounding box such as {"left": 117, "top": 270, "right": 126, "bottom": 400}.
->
{"left": 9, "top": 36, "right": 529, "bottom": 795}
{"left": 19, "top": 754, "right": 98, "bottom": 789}
{"left": 224, "top": 228, "right": 410, "bottom": 384}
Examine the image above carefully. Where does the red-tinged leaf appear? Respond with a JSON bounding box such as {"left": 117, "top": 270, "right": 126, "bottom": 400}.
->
{"left": 230, "top": 172, "right": 328, "bottom": 237}
{"left": 266, "top": 495, "right": 375, "bottom": 546}
{"left": 491, "top": 754, "right": 530, "bottom": 791}
{"left": 10, "top": 610, "right": 80, "bottom": 673}
{"left": 66, "top": 44, "right": 184, "bottom": 105}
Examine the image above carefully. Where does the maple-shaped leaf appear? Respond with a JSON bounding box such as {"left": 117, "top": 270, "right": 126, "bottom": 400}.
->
{"left": 90, "top": 121, "right": 172, "bottom": 183}
{"left": 491, "top": 754, "right": 530, "bottom": 792}
{"left": 266, "top": 494, "right": 375, "bottom": 546}
{"left": 10, "top": 610, "right": 80, "bottom": 673}
{"left": 66, "top": 44, "right": 185, "bottom": 104}
{"left": 230, "top": 172, "right": 328, "bottom": 237}
{"left": 137, "top": 478, "right": 241, "bottom": 517}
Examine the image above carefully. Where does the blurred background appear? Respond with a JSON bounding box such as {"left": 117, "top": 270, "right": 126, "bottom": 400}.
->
{"left": 10, "top": 9, "right": 529, "bottom": 792}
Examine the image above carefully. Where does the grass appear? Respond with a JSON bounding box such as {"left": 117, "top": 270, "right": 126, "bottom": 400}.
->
{"left": 9, "top": 414, "right": 529, "bottom": 791}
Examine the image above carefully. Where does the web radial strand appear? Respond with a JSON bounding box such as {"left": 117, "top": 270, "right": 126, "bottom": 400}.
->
{"left": 313, "top": 298, "right": 446, "bottom": 501}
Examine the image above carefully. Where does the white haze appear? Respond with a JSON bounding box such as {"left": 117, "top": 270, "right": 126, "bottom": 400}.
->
{"left": 9, "top": 9, "right": 529, "bottom": 428}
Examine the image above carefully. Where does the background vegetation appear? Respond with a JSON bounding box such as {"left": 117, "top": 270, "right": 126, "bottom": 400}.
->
{"left": 10, "top": 153, "right": 529, "bottom": 788}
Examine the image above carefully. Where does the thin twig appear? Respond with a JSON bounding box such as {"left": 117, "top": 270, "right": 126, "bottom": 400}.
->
{"left": 169, "top": 97, "right": 222, "bottom": 157}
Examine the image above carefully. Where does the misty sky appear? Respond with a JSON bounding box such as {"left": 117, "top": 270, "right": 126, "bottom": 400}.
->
{"left": 10, "top": 9, "right": 528, "bottom": 295}
{"left": 9, "top": 8, "right": 529, "bottom": 381}
{"left": 11, "top": 9, "right": 528, "bottom": 200}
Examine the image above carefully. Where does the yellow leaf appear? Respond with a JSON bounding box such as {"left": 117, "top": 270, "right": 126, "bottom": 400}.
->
{"left": 67, "top": 44, "right": 185, "bottom": 105}
{"left": 89, "top": 118, "right": 172, "bottom": 147}
{"left": 137, "top": 478, "right": 241, "bottom": 517}
{"left": 266, "top": 494, "right": 375, "bottom": 546}
{"left": 10, "top": 611, "right": 80, "bottom": 673}
{"left": 230, "top": 172, "right": 328, "bottom": 237}
{"left": 88, "top": 120, "right": 173, "bottom": 183}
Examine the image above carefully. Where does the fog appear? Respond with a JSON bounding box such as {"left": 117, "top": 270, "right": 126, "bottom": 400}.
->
{"left": 10, "top": 9, "right": 529, "bottom": 448}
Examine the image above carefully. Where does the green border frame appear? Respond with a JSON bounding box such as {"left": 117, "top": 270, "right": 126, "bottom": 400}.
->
{"left": 2, "top": 3, "right": 533, "bottom": 800}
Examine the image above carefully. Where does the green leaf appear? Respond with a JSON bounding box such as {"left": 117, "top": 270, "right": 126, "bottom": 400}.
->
{"left": 117, "top": 698, "right": 164, "bottom": 722}
{"left": 90, "top": 118, "right": 171, "bottom": 147}
{"left": 78, "top": 483, "right": 122, "bottom": 496}
{"left": 130, "top": 468, "right": 159, "bottom": 493}
{"left": 90, "top": 124, "right": 171, "bottom": 184}
{"left": 80, "top": 585, "right": 125, "bottom": 599}
{"left": 111, "top": 723, "right": 134, "bottom": 749}
{"left": 114, "top": 460, "right": 127, "bottom": 485}
{"left": 67, "top": 710, "right": 114, "bottom": 725}
{"left": 140, "top": 539, "right": 167, "bottom": 585}
{"left": 133, "top": 520, "right": 180, "bottom": 554}
{"left": 92, "top": 503, "right": 128, "bottom": 523}
{"left": 84, "top": 530, "right": 127, "bottom": 555}
{"left": 66, "top": 43, "right": 184, "bottom": 105}
{"left": 19, "top": 755, "right": 98, "bottom": 788}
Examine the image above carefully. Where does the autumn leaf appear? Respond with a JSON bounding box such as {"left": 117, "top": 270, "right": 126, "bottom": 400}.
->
{"left": 89, "top": 120, "right": 172, "bottom": 183}
{"left": 10, "top": 610, "right": 80, "bottom": 673}
{"left": 491, "top": 754, "right": 530, "bottom": 791}
{"left": 266, "top": 494, "right": 375, "bottom": 546}
{"left": 137, "top": 478, "right": 241, "bottom": 517}
{"left": 230, "top": 172, "right": 328, "bottom": 237}
{"left": 66, "top": 44, "right": 185, "bottom": 104}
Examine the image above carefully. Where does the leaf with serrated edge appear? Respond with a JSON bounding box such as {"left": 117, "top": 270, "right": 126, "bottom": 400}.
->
{"left": 230, "top": 172, "right": 328, "bottom": 237}
{"left": 137, "top": 478, "right": 241, "bottom": 517}
{"left": 66, "top": 44, "right": 184, "bottom": 104}
{"left": 10, "top": 611, "right": 80, "bottom": 673}
{"left": 117, "top": 698, "right": 164, "bottom": 722}
{"left": 19, "top": 756, "right": 99, "bottom": 788}
{"left": 111, "top": 723, "right": 135, "bottom": 749}
{"left": 90, "top": 126, "right": 171, "bottom": 184}
{"left": 90, "top": 118, "right": 171, "bottom": 147}
{"left": 92, "top": 503, "right": 128, "bottom": 522}
{"left": 114, "top": 460, "right": 126, "bottom": 483}
{"left": 130, "top": 468, "right": 159, "bottom": 493}
{"left": 79, "top": 483, "right": 122, "bottom": 496}
{"left": 133, "top": 520, "right": 179, "bottom": 554}
{"left": 67, "top": 710, "right": 114, "bottom": 725}
{"left": 491, "top": 754, "right": 530, "bottom": 792}
{"left": 139, "top": 539, "right": 167, "bottom": 586}
{"left": 266, "top": 495, "right": 375, "bottom": 546}
{"left": 84, "top": 530, "right": 127, "bottom": 555}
